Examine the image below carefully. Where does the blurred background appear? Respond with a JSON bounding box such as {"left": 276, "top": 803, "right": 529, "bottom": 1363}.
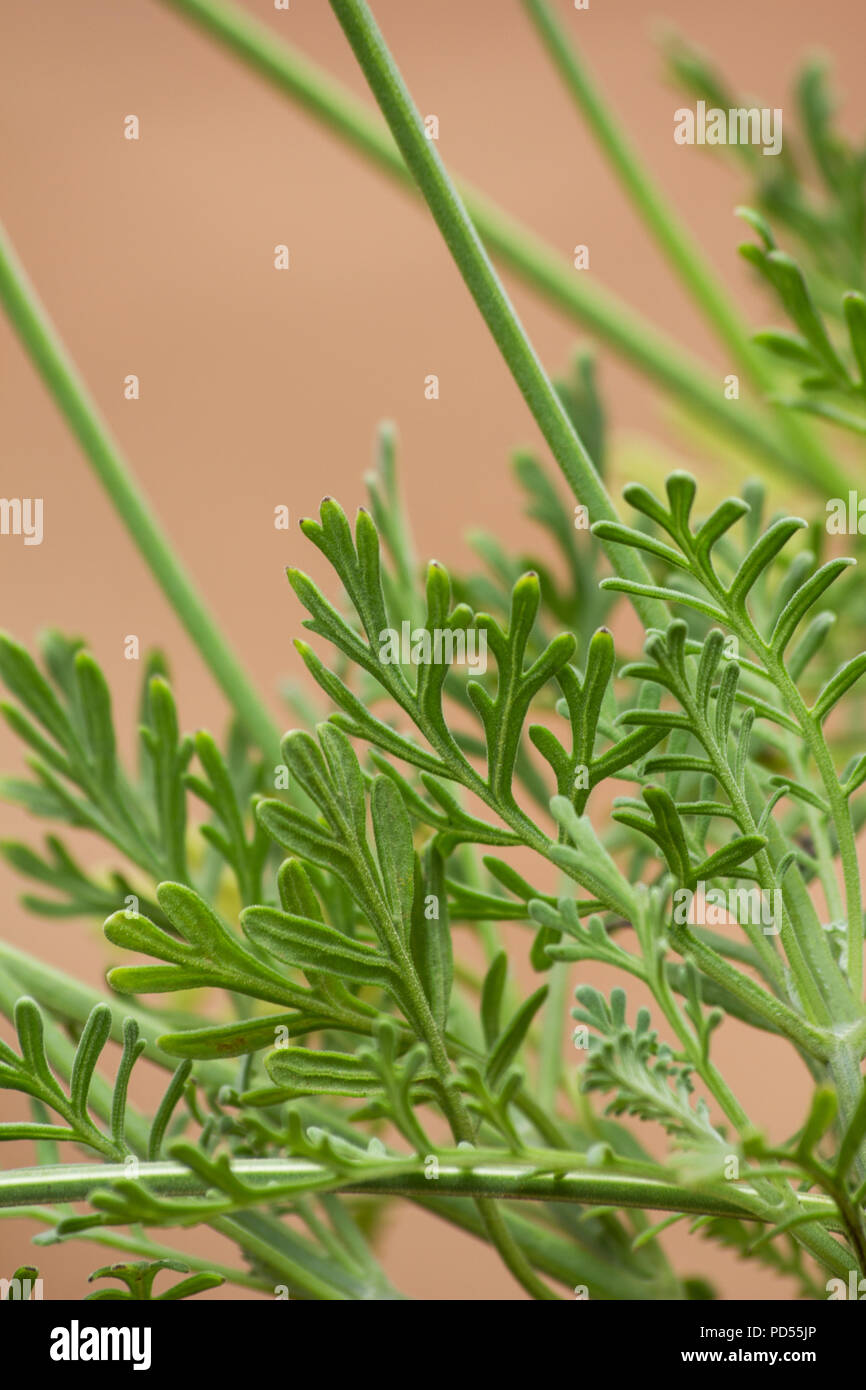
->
{"left": 1, "top": 0, "right": 865, "bottom": 1299}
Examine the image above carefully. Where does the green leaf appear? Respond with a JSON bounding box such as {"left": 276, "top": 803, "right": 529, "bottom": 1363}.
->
{"left": 241, "top": 906, "right": 399, "bottom": 992}
{"left": 843, "top": 291, "right": 866, "bottom": 386}
{"left": 159, "top": 1013, "right": 323, "bottom": 1060}
{"left": 277, "top": 858, "right": 324, "bottom": 921}
{"left": 0, "top": 998, "right": 145, "bottom": 1159}
{"left": 485, "top": 986, "right": 548, "bottom": 1090}
{"left": 148, "top": 1060, "right": 192, "bottom": 1160}
{"left": 811, "top": 654, "right": 866, "bottom": 723}
{"left": 591, "top": 522, "right": 688, "bottom": 570}
{"left": 692, "top": 498, "right": 750, "bottom": 567}
{"left": 744, "top": 247, "right": 848, "bottom": 380}
{"left": 0, "top": 633, "right": 79, "bottom": 754}
{"left": 796, "top": 1085, "right": 837, "bottom": 1161}
{"left": 692, "top": 835, "right": 767, "bottom": 884}
{"left": 753, "top": 329, "right": 819, "bottom": 367}
{"left": 265, "top": 1047, "right": 389, "bottom": 1098}
{"left": 73, "top": 652, "right": 118, "bottom": 790}
{"left": 105, "top": 882, "right": 306, "bottom": 1009}
{"left": 370, "top": 775, "right": 415, "bottom": 941}
{"left": 770, "top": 559, "right": 854, "bottom": 653}
{"left": 409, "top": 847, "right": 452, "bottom": 1033}
{"left": 480, "top": 952, "right": 508, "bottom": 1049}
{"left": 111, "top": 1018, "right": 146, "bottom": 1149}
{"left": 69, "top": 1003, "right": 112, "bottom": 1123}
{"left": 728, "top": 518, "right": 806, "bottom": 609}
{"left": 86, "top": 1259, "right": 224, "bottom": 1301}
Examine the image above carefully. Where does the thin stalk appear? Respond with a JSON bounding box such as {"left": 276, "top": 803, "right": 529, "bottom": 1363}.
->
{"left": 326, "top": 0, "right": 667, "bottom": 639}
{"left": 520, "top": 0, "right": 849, "bottom": 496}
{"left": 155, "top": 0, "right": 816, "bottom": 489}
{"left": 0, "top": 225, "right": 283, "bottom": 764}
{"left": 652, "top": 958, "right": 757, "bottom": 1138}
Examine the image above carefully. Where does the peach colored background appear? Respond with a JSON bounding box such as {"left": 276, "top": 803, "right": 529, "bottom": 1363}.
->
{"left": 1, "top": 0, "right": 865, "bottom": 1299}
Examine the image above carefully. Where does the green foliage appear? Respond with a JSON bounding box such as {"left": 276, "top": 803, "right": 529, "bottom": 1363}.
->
{"left": 2, "top": 0, "right": 866, "bottom": 1304}
{"left": 85, "top": 1259, "right": 224, "bottom": 1301}
{"left": 573, "top": 987, "right": 721, "bottom": 1144}
{"left": 0, "top": 1000, "right": 142, "bottom": 1158}
{"left": 740, "top": 223, "right": 866, "bottom": 435}
{"left": 665, "top": 41, "right": 866, "bottom": 291}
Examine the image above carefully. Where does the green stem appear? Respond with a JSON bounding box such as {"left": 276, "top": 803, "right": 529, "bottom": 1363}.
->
{"left": 154, "top": 0, "right": 812, "bottom": 490}
{"left": 0, "top": 1154, "right": 840, "bottom": 1229}
{"left": 671, "top": 924, "right": 832, "bottom": 1059}
{"left": 647, "top": 964, "right": 846, "bottom": 1268}
{"left": 349, "top": 842, "right": 559, "bottom": 1297}
{"left": 767, "top": 657, "right": 864, "bottom": 1002}
{"left": 653, "top": 536, "right": 861, "bottom": 1015}
{"left": 326, "top": 0, "right": 667, "bottom": 644}
{"left": 684, "top": 697, "right": 841, "bottom": 1023}
{"left": 0, "top": 224, "right": 283, "bottom": 764}
{"left": 520, "top": 0, "right": 848, "bottom": 496}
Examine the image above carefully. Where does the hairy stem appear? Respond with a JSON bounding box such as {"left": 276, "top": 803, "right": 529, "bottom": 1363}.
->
{"left": 0, "top": 1153, "right": 840, "bottom": 1227}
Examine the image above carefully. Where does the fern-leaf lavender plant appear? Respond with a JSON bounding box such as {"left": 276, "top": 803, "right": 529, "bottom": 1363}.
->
{"left": 1, "top": 0, "right": 866, "bottom": 1303}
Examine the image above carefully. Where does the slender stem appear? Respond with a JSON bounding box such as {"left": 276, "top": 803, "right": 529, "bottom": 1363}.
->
{"left": 653, "top": 956, "right": 754, "bottom": 1136}
{"left": 3, "top": 1150, "right": 855, "bottom": 1284}
{"left": 0, "top": 225, "right": 283, "bottom": 764}
{"left": 154, "top": 0, "right": 817, "bottom": 490}
{"left": 520, "top": 0, "right": 849, "bottom": 496}
{"left": 326, "top": 0, "right": 667, "bottom": 643}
